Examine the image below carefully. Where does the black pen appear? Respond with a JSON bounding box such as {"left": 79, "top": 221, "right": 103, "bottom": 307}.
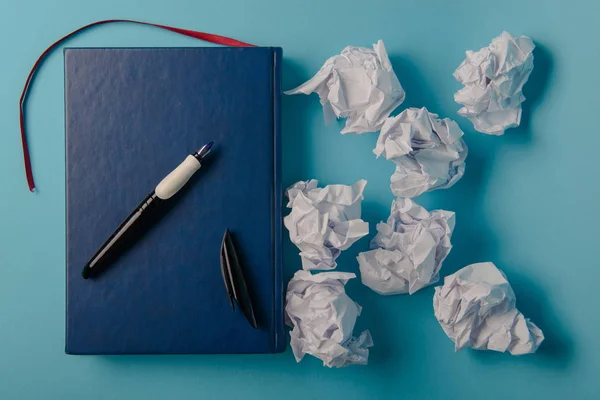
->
{"left": 82, "top": 141, "right": 214, "bottom": 279}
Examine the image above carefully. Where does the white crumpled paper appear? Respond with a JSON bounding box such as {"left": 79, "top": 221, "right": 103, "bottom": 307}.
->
{"left": 433, "top": 262, "right": 544, "bottom": 355}
{"left": 454, "top": 31, "right": 535, "bottom": 135}
{"left": 374, "top": 107, "right": 467, "bottom": 198}
{"left": 284, "top": 180, "right": 369, "bottom": 271}
{"left": 358, "top": 198, "right": 454, "bottom": 295}
{"left": 285, "top": 270, "right": 374, "bottom": 367}
{"left": 285, "top": 40, "right": 405, "bottom": 134}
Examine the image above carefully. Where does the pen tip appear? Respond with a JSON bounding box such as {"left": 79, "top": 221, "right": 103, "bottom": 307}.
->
{"left": 195, "top": 141, "right": 214, "bottom": 160}
{"left": 82, "top": 265, "right": 91, "bottom": 279}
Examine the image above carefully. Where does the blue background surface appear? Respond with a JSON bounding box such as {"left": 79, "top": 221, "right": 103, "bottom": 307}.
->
{"left": 1, "top": 0, "right": 598, "bottom": 399}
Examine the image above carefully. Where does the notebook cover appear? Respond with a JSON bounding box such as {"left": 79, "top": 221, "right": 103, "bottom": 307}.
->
{"left": 65, "top": 47, "right": 284, "bottom": 354}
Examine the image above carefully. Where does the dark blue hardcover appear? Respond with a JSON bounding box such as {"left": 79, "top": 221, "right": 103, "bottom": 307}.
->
{"left": 65, "top": 47, "right": 284, "bottom": 354}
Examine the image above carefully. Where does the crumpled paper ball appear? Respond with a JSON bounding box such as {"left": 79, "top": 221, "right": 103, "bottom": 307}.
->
{"left": 433, "top": 262, "right": 544, "bottom": 355}
{"left": 285, "top": 40, "right": 405, "bottom": 134}
{"left": 358, "top": 197, "right": 455, "bottom": 295}
{"left": 454, "top": 31, "right": 535, "bottom": 135}
{"left": 285, "top": 270, "right": 373, "bottom": 368}
{"left": 284, "top": 179, "right": 369, "bottom": 271}
{"left": 374, "top": 107, "right": 467, "bottom": 198}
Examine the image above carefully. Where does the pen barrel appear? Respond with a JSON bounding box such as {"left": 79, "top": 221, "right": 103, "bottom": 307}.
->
{"left": 82, "top": 147, "right": 210, "bottom": 279}
{"left": 82, "top": 192, "right": 164, "bottom": 278}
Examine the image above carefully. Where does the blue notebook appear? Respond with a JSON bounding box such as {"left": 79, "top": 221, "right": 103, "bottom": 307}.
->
{"left": 65, "top": 47, "right": 284, "bottom": 354}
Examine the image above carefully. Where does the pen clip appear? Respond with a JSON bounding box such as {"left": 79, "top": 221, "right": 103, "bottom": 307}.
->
{"left": 219, "top": 229, "right": 258, "bottom": 329}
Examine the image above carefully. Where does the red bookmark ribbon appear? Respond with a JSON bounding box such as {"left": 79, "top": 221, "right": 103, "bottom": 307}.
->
{"left": 19, "top": 19, "right": 255, "bottom": 192}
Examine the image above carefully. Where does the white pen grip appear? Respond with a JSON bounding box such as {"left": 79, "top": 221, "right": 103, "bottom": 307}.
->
{"left": 155, "top": 155, "right": 201, "bottom": 200}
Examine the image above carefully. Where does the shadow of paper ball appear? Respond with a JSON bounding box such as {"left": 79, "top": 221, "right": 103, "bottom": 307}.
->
{"left": 510, "top": 42, "right": 555, "bottom": 144}
{"left": 468, "top": 265, "right": 575, "bottom": 369}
